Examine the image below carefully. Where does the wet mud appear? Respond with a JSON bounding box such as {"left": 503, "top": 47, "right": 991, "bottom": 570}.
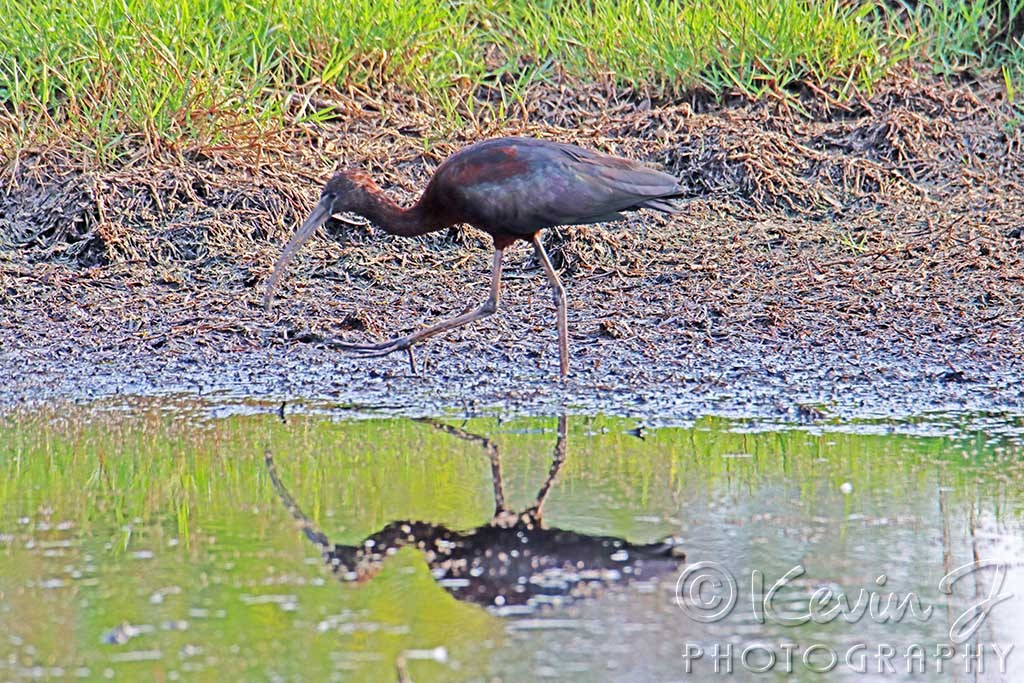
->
{"left": 1, "top": 74, "right": 1022, "bottom": 420}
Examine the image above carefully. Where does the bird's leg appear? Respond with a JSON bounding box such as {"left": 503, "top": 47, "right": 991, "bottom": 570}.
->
{"left": 531, "top": 235, "right": 569, "bottom": 378}
{"left": 415, "top": 418, "right": 507, "bottom": 519}
{"left": 335, "top": 249, "right": 503, "bottom": 358}
{"left": 527, "top": 414, "right": 568, "bottom": 524}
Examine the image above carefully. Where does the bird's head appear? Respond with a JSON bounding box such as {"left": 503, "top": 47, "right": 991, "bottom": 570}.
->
{"left": 318, "top": 170, "right": 378, "bottom": 217}
{"left": 262, "top": 170, "right": 376, "bottom": 312}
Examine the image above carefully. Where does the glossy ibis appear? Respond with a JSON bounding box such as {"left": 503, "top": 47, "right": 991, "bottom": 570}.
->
{"left": 263, "top": 136, "right": 684, "bottom": 377}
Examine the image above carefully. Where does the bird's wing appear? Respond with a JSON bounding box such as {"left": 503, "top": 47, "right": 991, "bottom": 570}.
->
{"left": 516, "top": 144, "right": 684, "bottom": 229}
{"left": 558, "top": 144, "right": 682, "bottom": 203}
{"left": 439, "top": 139, "right": 683, "bottom": 235}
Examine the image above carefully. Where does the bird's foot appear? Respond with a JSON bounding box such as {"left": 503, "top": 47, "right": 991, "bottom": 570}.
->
{"left": 327, "top": 336, "right": 414, "bottom": 358}
{"left": 325, "top": 335, "right": 420, "bottom": 375}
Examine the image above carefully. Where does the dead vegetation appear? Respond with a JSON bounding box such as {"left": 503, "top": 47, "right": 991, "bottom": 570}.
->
{"left": 1, "top": 72, "right": 1023, "bottom": 377}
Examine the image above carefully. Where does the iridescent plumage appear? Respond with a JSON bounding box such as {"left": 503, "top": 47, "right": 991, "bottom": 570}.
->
{"left": 264, "top": 137, "right": 683, "bottom": 377}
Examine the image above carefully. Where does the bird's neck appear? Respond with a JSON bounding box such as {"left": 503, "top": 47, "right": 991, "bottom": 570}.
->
{"left": 360, "top": 186, "right": 446, "bottom": 238}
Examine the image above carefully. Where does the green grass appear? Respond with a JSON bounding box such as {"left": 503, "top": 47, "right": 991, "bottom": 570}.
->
{"left": 0, "top": 0, "right": 886, "bottom": 160}
{"left": 910, "top": 0, "right": 1024, "bottom": 77}
{"left": 0, "top": 1, "right": 1021, "bottom": 165}
{"left": 904, "top": 1, "right": 1024, "bottom": 112}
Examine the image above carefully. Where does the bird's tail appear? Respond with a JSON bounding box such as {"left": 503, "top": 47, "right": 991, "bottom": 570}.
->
{"left": 640, "top": 196, "right": 686, "bottom": 214}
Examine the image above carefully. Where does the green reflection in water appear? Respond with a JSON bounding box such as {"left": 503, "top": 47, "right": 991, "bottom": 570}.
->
{"left": 0, "top": 400, "right": 1022, "bottom": 681}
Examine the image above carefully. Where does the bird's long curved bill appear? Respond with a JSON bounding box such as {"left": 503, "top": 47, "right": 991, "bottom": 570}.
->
{"left": 262, "top": 198, "right": 332, "bottom": 312}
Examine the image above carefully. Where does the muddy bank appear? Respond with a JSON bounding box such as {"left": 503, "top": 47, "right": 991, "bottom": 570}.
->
{"left": 1, "top": 75, "right": 1023, "bottom": 420}
{"left": 2, "top": 332, "right": 1022, "bottom": 424}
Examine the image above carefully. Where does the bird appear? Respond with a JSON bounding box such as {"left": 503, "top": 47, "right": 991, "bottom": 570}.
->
{"left": 262, "top": 136, "right": 684, "bottom": 377}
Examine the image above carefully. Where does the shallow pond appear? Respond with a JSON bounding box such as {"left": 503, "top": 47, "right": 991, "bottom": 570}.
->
{"left": 1, "top": 400, "right": 1022, "bottom": 681}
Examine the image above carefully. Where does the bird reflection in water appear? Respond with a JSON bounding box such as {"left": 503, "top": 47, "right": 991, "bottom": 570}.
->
{"left": 265, "top": 416, "right": 685, "bottom": 614}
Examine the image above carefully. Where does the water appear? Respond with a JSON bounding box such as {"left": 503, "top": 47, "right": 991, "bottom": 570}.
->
{"left": 1, "top": 399, "right": 1022, "bottom": 681}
